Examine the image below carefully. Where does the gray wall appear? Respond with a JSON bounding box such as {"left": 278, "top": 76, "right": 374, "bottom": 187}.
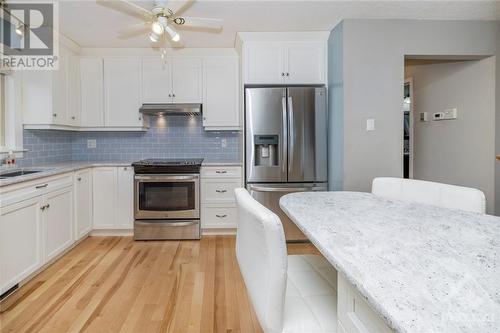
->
{"left": 406, "top": 58, "right": 496, "bottom": 213}
{"left": 328, "top": 19, "right": 499, "bottom": 213}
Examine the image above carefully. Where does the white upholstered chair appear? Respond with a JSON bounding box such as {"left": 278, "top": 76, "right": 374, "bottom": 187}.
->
{"left": 234, "top": 188, "right": 338, "bottom": 333}
{"left": 371, "top": 177, "right": 486, "bottom": 214}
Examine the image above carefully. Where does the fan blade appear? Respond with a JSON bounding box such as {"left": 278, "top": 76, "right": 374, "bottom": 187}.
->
{"left": 169, "top": 0, "right": 195, "bottom": 17}
{"left": 96, "top": 0, "right": 153, "bottom": 20}
{"left": 117, "top": 22, "right": 151, "bottom": 38}
{"left": 176, "top": 17, "right": 222, "bottom": 30}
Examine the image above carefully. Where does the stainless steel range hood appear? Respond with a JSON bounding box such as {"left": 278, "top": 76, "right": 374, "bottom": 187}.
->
{"left": 139, "top": 103, "right": 202, "bottom": 116}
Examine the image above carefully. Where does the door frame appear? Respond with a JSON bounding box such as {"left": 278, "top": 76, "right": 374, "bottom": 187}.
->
{"left": 404, "top": 77, "right": 414, "bottom": 179}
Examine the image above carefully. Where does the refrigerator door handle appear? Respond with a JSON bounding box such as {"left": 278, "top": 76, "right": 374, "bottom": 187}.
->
{"left": 247, "top": 184, "right": 327, "bottom": 192}
{"left": 282, "top": 95, "right": 288, "bottom": 177}
{"left": 288, "top": 95, "right": 294, "bottom": 176}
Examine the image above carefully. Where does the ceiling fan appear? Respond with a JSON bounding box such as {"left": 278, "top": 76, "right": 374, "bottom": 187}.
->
{"left": 98, "top": 0, "right": 223, "bottom": 44}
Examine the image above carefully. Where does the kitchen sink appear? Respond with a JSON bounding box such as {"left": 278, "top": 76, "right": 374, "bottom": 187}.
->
{"left": 0, "top": 170, "right": 43, "bottom": 179}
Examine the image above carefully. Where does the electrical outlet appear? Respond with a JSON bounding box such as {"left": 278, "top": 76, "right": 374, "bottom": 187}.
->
{"left": 221, "top": 138, "right": 227, "bottom": 148}
{"left": 366, "top": 119, "right": 375, "bottom": 131}
{"left": 87, "top": 139, "right": 97, "bottom": 149}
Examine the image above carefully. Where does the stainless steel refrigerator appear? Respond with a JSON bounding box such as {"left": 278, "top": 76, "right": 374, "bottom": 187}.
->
{"left": 245, "top": 86, "right": 328, "bottom": 242}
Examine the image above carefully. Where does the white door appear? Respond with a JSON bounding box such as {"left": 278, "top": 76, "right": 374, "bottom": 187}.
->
{"left": 93, "top": 167, "right": 117, "bottom": 229}
{"left": 244, "top": 43, "right": 284, "bottom": 84}
{"left": 203, "top": 57, "right": 239, "bottom": 128}
{"left": 104, "top": 57, "right": 143, "bottom": 127}
{"left": 117, "top": 166, "right": 134, "bottom": 229}
{"left": 52, "top": 46, "right": 69, "bottom": 125}
{"left": 171, "top": 58, "right": 202, "bottom": 103}
{"left": 284, "top": 42, "right": 326, "bottom": 84}
{"left": 0, "top": 198, "right": 43, "bottom": 294}
{"left": 67, "top": 50, "right": 81, "bottom": 126}
{"left": 142, "top": 57, "right": 172, "bottom": 103}
{"left": 80, "top": 57, "right": 104, "bottom": 127}
{"left": 75, "top": 169, "right": 93, "bottom": 239}
{"left": 44, "top": 186, "right": 74, "bottom": 262}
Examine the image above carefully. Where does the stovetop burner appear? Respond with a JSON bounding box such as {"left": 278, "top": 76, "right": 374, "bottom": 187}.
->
{"left": 132, "top": 158, "right": 204, "bottom": 174}
{"left": 133, "top": 158, "right": 204, "bottom": 166}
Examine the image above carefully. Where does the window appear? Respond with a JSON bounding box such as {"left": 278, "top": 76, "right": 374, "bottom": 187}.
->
{"left": 0, "top": 70, "right": 23, "bottom": 154}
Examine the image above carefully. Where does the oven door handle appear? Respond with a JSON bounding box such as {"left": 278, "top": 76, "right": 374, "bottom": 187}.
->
{"left": 134, "top": 175, "right": 199, "bottom": 181}
{"left": 134, "top": 220, "right": 199, "bottom": 227}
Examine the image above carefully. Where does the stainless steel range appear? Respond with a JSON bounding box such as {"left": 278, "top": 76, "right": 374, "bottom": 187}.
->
{"left": 132, "top": 158, "right": 203, "bottom": 240}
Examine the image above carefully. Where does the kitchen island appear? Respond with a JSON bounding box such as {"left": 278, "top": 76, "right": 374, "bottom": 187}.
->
{"left": 280, "top": 191, "right": 500, "bottom": 333}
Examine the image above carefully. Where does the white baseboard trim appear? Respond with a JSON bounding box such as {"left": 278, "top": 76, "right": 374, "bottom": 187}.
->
{"left": 90, "top": 229, "right": 133, "bottom": 237}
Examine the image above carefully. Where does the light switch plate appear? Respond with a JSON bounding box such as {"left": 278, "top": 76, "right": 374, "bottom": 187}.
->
{"left": 87, "top": 139, "right": 97, "bottom": 149}
{"left": 366, "top": 119, "right": 375, "bottom": 131}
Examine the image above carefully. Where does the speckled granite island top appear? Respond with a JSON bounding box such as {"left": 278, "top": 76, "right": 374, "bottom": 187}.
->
{"left": 280, "top": 191, "right": 500, "bottom": 333}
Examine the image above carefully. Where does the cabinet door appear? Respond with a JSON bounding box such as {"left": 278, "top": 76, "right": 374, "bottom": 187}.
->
{"left": 142, "top": 58, "right": 172, "bottom": 103}
{"left": 75, "top": 169, "right": 93, "bottom": 239}
{"left": 44, "top": 186, "right": 74, "bottom": 262}
{"left": 0, "top": 197, "right": 43, "bottom": 294}
{"left": 117, "top": 166, "right": 134, "bottom": 229}
{"left": 52, "top": 46, "right": 69, "bottom": 125}
{"left": 104, "top": 57, "right": 143, "bottom": 127}
{"left": 202, "top": 57, "right": 239, "bottom": 129}
{"left": 284, "top": 42, "right": 326, "bottom": 84}
{"left": 171, "top": 58, "right": 202, "bottom": 103}
{"left": 80, "top": 57, "right": 104, "bottom": 127}
{"left": 67, "top": 50, "right": 81, "bottom": 126}
{"left": 93, "top": 167, "right": 117, "bottom": 229}
{"left": 244, "top": 43, "right": 284, "bottom": 84}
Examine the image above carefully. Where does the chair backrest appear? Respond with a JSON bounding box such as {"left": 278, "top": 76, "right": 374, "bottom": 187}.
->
{"left": 234, "top": 188, "right": 287, "bottom": 333}
{"left": 372, "top": 177, "right": 486, "bottom": 214}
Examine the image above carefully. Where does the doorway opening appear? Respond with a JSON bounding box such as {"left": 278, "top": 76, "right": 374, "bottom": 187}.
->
{"left": 403, "top": 78, "right": 413, "bottom": 179}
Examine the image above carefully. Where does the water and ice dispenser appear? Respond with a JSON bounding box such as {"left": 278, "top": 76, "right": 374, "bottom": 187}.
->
{"left": 254, "top": 135, "right": 279, "bottom": 167}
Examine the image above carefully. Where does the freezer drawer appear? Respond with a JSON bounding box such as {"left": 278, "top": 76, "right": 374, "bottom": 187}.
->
{"left": 246, "top": 183, "right": 327, "bottom": 242}
{"left": 134, "top": 220, "right": 200, "bottom": 240}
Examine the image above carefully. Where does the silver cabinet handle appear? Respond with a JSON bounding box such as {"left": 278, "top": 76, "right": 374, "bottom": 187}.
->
{"left": 77, "top": 177, "right": 82, "bottom": 181}
{"left": 168, "top": 94, "right": 171, "bottom": 97}
{"left": 41, "top": 206, "right": 46, "bottom": 211}
{"left": 46, "top": 204, "right": 50, "bottom": 209}
{"left": 138, "top": 116, "right": 142, "bottom": 121}
{"left": 52, "top": 113, "right": 57, "bottom": 117}
{"left": 71, "top": 116, "right": 75, "bottom": 120}
{"left": 215, "top": 189, "right": 227, "bottom": 193}
{"left": 281, "top": 72, "right": 285, "bottom": 76}
{"left": 216, "top": 214, "right": 227, "bottom": 218}
{"left": 172, "top": 93, "right": 176, "bottom": 97}
{"left": 286, "top": 73, "right": 290, "bottom": 77}
{"left": 36, "top": 184, "right": 48, "bottom": 189}
{"left": 215, "top": 170, "right": 227, "bottom": 174}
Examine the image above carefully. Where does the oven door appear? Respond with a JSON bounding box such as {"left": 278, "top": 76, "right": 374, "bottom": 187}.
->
{"left": 134, "top": 174, "right": 200, "bottom": 219}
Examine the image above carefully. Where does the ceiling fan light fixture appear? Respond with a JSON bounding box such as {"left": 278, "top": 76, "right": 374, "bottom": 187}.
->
{"left": 164, "top": 24, "right": 180, "bottom": 42}
{"left": 149, "top": 31, "right": 160, "bottom": 42}
{"left": 151, "top": 21, "right": 164, "bottom": 35}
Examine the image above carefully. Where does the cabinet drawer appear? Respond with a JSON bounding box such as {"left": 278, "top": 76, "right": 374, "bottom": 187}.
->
{"left": 201, "top": 179, "right": 241, "bottom": 205}
{"left": 202, "top": 206, "right": 237, "bottom": 228}
{"left": 201, "top": 166, "right": 242, "bottom": 179}
{"left": 0, "top": 173, "right": 74, "bottom": 207}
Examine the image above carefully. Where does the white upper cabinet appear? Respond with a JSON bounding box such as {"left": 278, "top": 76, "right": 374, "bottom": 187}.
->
{"left": 23, "top": 44, "right": 80, "bottom": 127}
{"left": 244, "top": 43, "right": 284, "bottom": 84}
{"left": 171, "top": 58, "right": 203, "bottom": 103}
{"left": 239, "top": 32, "right": 328, "bottom": 84}
{"left": 284, "top": 42, "right": 326, "bottom": 84}
{"left": 104, "top": 57, "right": 143, "bottom": 127}
{"left": 80, "top": 57, "right": 104, "bottom": 127}
{"left": 142, "top": 57, "right": 172, "bottom": 103}
{"left": 203, "top": 57, "right": 240, "bottom": 130}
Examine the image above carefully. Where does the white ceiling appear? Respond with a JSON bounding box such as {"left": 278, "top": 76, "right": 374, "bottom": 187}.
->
{"left": 60, "top": 0, "right": 500, "bottom": 48}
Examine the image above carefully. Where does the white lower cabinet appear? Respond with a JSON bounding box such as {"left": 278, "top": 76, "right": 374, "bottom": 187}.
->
{"left": 0, "top": 197, "right": 43, "bottom": 295}
{"left": 337, "top": 273, "right": 394, "bottom": 333}
{"left": 92, "top": 166, "right": 134, "bottom": 229}
{"left": 117, "top": 166, "right": 134, "bottom": 229}
{"left": 75, "top": 169, "right": 93, "bottom": 240}
{"left": 44, "top": 186, "right": 74, "bottom": 262}
{"left": 201, "top": 166, "right": 242, "bottom": 229}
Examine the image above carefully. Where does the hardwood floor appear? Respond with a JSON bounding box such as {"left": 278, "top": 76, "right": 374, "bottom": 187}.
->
{"left": 0, "top": 236, "right": 318, "bottom": 333}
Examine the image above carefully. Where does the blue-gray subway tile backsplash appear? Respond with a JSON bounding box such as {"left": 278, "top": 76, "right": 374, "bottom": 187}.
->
{"left": 18, "top": 116, "right": 241, "bottom": 166}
